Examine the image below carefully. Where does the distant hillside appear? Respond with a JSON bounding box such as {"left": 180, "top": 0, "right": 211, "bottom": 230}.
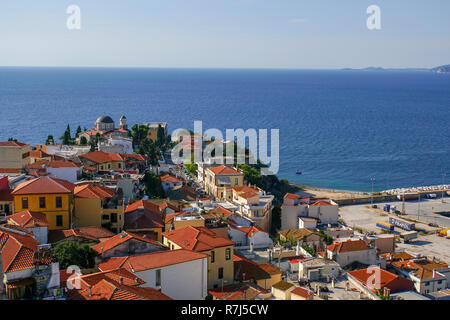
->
{"left": 431, "top": 64, "right": 450, "bottom": 74}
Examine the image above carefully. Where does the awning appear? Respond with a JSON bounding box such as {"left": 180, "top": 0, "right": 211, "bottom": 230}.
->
{"left": 6, "top": 277, "right": 35, "bottom": 289}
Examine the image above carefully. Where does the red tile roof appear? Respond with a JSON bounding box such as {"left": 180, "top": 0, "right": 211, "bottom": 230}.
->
{"left": 8, "top": 211, "right": 49, "bottom": 228}
{"left": 328, "top": 239, "right": 369, "bottom": 253}
{"left": 0, "top": 228, "right": 52, "bottom": 273}
{"left": 206, "top": 206, "right": 233, "bottom": 218}
{"left": 80, "top": 151, "right": 125, "bottom": 164}
{"left": 284, "top": 193, "right": 301, "bottom": 200}
{"left": 229, "top": 225, "right": 267, "bottom": 237}
{"left": 98, "top": 249, "right": 207, "bottom": 272}
{"left": 92, "top": 231, "right": 166, "bottom": 254}
{"left": 291, "top": 287, "right": 314, "bottom": 299}
{"left": 311, "top": 200, "right": 333, "bottom": 206}
{"left": 160, "top": 174, "right": 183, "bottom": 183}
{"left": 0, "top": 141, "right": 28, "bottom": 147}
{"left": 11, "top": 177, "right": 75, "bottom": 195}
{"left": 209, "top": 165, "right": 242, "bottom": 175}
{"left": 80, "top": 151, "right": 148, "bottom": 164}
{"left": 209, "top": 283, "right": 264, "bottom": 300}
{"left": 74, "top": 183, "right": 115, "bottom": 199}
{"left": 27, "top": 160, "right": 79, "bottom": 169}
{"left": 69, "top": 278, "right": 172, "bottom": 300}
{"left": 163, "top": 226, "right": 234, "bottom": 252}
{"left": 348, "top": 267, "right": 414, "bottom": 293}
{"left": 392, "top": 259, "right": 448, "bottom": 280}
{"left": 125, "top": 201, "right": 165, "bottom": 229}
{"left": 48, "top": 226, "right": 115, "bottom": 244}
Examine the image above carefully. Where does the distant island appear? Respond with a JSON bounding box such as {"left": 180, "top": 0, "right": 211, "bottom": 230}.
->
{"left": 431, "top": 64, "right": 450, "bottom": 74}
{"left": 342, "top": 64, "right": 449, "bottom": 73}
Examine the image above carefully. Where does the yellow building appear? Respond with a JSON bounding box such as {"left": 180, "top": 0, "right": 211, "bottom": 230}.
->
{"left": 0, "top": 141, "right": 31, "bottom": 171}
{"left": 11, "top": 177, "right": 75, "bottom": 230}
{"left": 163, "top": 226, "right": 235, "bottom": 289}
{"left": 74, "top": 183, "right": 124, "bottom": 233}
{"left": 146, "top": 122, "right": 168, "bottom": 143}
{"left": 123, "top": 200, "right": 165, "bottom": 242}
{"left": 79, "top": 151, "right": 126, "bottom": 171}
{"left": 204, "top": 165, "right": 244, "bottom": 201}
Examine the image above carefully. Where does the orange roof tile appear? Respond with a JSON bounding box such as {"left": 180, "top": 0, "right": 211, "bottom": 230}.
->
{"left": 163, "top": 226, "right": 234, "bottom": 252}
{"left": 0, "top": 141, "right": 28, "bottom": 147}
{"left": 80, "top": 151, "right": 125, "bottom": 164}
{"left": 98, "top": 249, "right": 208, "bottom": 272}
{"left": 328, "top": 239, "right": 369, "bottom": 253}
{"left": 74, "top": 183, "right": 115, "bottom": 199}
{"left": 291, "top": 287, "right": 314, "bottom": 298}
{"left": 348, "top": 267, "right": 414, "bottom": 293}
{"left": 11, "top": 177, "right": 75, "bottom": 195}
{"left": 209, "top": 165, "right": 242, "bottom": 175}
{"left": 160, "top": 174, "right": 183, "bottom": 183}
{"left": 8, "top": 211, "right": 49, "bottom": 228}
{"left": 27, "top": 160, "right": 79, "bottom": 169}
{"left": 92, "top": 231, "right": 166, "bottom": 254}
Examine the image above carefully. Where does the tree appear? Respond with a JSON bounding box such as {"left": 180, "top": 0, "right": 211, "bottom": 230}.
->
{"left": 142, "top": 170, "right": 165, "bottom": 198}
{"left": 53, "top": 241, "right": 97, "bottom": 270}
{"left": 8, "top": 137, "right": 18, "bottom": 142}
{"left": 131, "top": 124, "right": 149, "bottom": 148}
{"left": 60, "top": 124, "right": 73, "bottom": 145}
{"left": 76, "top": 125, "right": 82, "bottom": 138}
{"left": 138, "top": 138, "right": 160, "bottom": 166}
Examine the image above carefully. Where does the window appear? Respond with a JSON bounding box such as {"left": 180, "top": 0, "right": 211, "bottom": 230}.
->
{"left": 55, "top": 197, "right": 62, "bottom": 208}
{"left": 56, "top": 215, "right": 63, "bottom": 227}
{"left": 100, "top": 165, "right": 104, "bottom": 170}
{"left": 225, "top": 248, "right": 231, "bottom": 260}
{"left": 39, "top": 197, "right": 46, "bottom": 209}
{"left": 211, "top": 251, "right": 215, "bottom": 263}
{"left": 235, "top": 178, "right": 238, "bottom": 185}
{"left": 108, "top": 164, "right": 111, "bottom": 169}
{"left": 111, "top": 213, "right": 118, "bottom": 223}
{"left": 118, "top": 163, "right": 122, "bottom": 169}
{"left": 155, "top": 269, "right": 161, "bottom": 287}
{"left": 102, "top": 214, "right": 110, "bottom": 220}
{"left": 218, "top": 268, "right": 224, "bottom": 280}
{"left": 22, "top": 197, "right": 29, "bottom": 209}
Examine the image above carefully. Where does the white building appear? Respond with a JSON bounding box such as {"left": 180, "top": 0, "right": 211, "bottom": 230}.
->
{"left": 326, "top": 239, "right": 386, "bottom": 268}
{"left": 281, "top": 194, "right": 338, "bottom": 230}
{"left": 6, "top": 211, "right": 49, "bottom": 244}
{"left": 98, "top": 249, "right": 208, "bottom": 300}
{"left": 228, "top": 223, "right": 273, "bottom": 250}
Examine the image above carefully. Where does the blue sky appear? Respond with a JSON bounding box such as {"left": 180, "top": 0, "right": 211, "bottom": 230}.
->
{"left": 0, "top": 0, "right": 449, "bottom": 68}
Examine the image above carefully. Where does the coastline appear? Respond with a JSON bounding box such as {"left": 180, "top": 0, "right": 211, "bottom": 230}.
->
{"left": 290, "top": 183, "right": 367, "bottom": 201}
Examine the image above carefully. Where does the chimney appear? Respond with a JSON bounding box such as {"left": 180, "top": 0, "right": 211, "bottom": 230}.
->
{"left": 88, "top": 285, "right": 92, "bottom": 297}
{"left": 119, "top": 277, "right": 123, "bottom": 285}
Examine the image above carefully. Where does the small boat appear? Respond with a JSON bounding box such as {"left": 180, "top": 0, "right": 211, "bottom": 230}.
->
{"left": 296, "top": 170, "right": 302, "bottom": 175}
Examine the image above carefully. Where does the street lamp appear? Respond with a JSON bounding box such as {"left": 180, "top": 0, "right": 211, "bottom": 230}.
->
{"left": 370, "top": 178, "right": 376, "bottom": 206}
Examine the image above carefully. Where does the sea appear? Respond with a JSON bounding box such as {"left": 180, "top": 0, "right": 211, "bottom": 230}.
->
{"left": 0, "top": 67, "right": 449, "bottom": 192}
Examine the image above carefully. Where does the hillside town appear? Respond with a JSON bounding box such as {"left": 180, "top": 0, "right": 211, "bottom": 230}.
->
{"left": 0, "top": 115, "right": 448, "bottom": 301}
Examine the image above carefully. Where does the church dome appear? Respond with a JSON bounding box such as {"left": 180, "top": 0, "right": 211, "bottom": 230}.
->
{"left": 96, "top": 115, "right": 114, "bottom": 124}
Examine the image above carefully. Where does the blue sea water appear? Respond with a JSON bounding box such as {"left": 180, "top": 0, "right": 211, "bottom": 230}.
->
{"left": 0, "top": 67, "right": 449, "bottom": 192}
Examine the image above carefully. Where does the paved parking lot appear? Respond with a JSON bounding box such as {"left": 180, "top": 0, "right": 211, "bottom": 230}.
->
{"left": 339, "top": 198, "right": 450, "bottom": 233}
{"left": 339, "top": 199, "right": 450, "bottom": 263}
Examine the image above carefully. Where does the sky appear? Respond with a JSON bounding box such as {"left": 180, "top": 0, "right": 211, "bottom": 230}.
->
{"left": 0, "top": 0, "right": 449, "bottom": 69}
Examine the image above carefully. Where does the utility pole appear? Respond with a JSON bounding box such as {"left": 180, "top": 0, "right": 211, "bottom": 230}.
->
{"left": 442, "top": 173, "right": 446, "bottom": 203}
{"left": 370, "top": 178, "right": 376, "bottom": 206}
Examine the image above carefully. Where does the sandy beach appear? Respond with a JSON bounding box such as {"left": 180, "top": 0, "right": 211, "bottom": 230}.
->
{"left": 294, "top": 185, "right": 368, "bottom": 201}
